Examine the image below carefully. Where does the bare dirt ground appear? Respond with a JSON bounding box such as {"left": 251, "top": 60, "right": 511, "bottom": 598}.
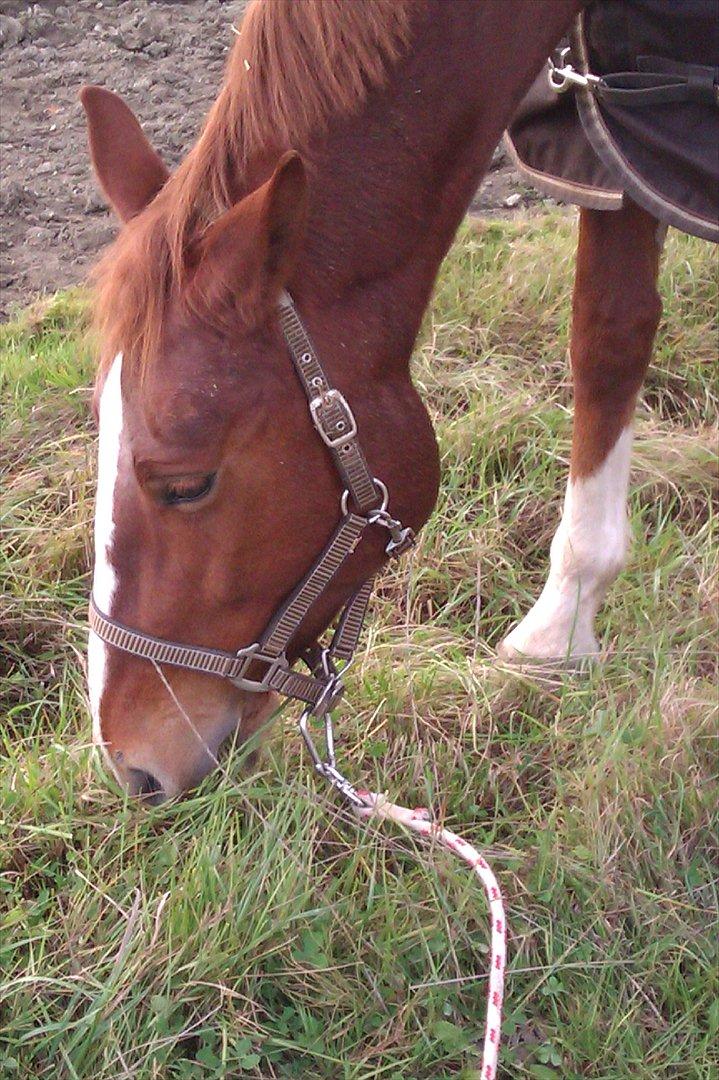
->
{"left": 0, "top": 0, "right": 551, "bottom": 319}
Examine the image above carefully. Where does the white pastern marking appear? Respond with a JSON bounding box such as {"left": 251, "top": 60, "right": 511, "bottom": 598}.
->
{"left": 87, "top": 354, "right": 124, "bottom": 746}
{"left": 501, "top": 427, "right": 633, "bottom": 660}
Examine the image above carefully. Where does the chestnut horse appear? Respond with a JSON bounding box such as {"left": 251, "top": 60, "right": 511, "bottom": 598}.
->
{"left": 83, "top": 0, "right": 663, "bottom": 801}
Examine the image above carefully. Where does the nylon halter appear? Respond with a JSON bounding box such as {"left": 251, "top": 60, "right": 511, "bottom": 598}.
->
{"left": 89, "top": 291, "right": 415, "bottom": 789}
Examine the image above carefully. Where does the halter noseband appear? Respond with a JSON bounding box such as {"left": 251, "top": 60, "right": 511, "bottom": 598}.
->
{"left": 89, "top": 291, "right": 415, "bottom": 793}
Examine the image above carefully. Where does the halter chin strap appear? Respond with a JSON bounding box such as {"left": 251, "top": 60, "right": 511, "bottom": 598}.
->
{"left": 89, "top": 291, "right": 415, "bottom": 732}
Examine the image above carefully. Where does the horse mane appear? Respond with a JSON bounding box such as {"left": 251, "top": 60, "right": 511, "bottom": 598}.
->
{"left": 92, "top": 0, "right": 417, "bottom": 376}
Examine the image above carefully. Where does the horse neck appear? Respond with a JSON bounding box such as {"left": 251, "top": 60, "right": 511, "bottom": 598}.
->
{"left": 279, "top": 0, "right": 582, "bottom": 376}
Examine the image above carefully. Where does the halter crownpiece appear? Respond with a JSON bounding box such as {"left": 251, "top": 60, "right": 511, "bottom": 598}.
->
{"left": 89, "top": 290, "right": 415, "bottom": 796}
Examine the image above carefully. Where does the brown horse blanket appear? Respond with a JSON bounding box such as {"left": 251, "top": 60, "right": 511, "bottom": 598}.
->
{"left": 506, "top": 0, "right": 719, "bottom": 241}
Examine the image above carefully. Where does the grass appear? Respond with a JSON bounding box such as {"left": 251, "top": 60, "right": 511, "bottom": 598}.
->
{"left": 1, "top": 213, "right": 717, "bottom": 1079}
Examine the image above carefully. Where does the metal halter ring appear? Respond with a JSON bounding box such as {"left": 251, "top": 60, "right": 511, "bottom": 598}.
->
{"left": 340, "top": 477, "right": 389, "bottom": 516}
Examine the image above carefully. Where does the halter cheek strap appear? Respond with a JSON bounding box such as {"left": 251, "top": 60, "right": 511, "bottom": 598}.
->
{"left": 89, "top": 291, "right": 415, "bottom": 777}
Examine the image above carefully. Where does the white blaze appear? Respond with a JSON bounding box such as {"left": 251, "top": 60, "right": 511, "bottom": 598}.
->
{"left": 87, "top": 354, "right": 124, "bottom": 744}
{"left": 500, "top": 427, "right": 634, "bottom": 660}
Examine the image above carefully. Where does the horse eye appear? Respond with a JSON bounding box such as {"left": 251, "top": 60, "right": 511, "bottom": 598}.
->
{"left": 162, "top": 473, "right": 216, "bottom": 506}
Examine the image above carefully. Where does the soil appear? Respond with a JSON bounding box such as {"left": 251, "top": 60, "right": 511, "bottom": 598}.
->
{"left": 0, "top": 0, "right": 554, "bottom": 320}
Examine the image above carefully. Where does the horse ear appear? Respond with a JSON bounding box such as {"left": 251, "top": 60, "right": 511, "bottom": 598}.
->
{"left": 80, "top": 85, "right": 169, "bottom": 221}
{"left": 258, "top": 151, "right": 308, "bottom": 289}
{"left": 194, "top": 151, "right": 308, "bottom": 322}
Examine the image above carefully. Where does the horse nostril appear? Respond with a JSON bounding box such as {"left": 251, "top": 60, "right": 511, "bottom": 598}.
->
{"left": 126, "top": 767, "right": 165, "bottom": 803}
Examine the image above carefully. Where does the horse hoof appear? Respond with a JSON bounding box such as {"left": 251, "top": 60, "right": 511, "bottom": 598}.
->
{"left": 496, "top": 633, "right": 600, "bottom": 670}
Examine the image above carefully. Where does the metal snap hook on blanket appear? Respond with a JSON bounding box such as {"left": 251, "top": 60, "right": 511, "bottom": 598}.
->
{"left": 548, "top": 46, "right": 601, "bottom": 93}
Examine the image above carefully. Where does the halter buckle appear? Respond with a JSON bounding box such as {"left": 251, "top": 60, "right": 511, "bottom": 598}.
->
{"left": 229, "top": 650, "right": 290, "bottom": 692}
{"left": 220, "top": 642, "right": 258, "bottom": 680}
{"left": 310, "top": 389, "right": 358, "bottom": 448}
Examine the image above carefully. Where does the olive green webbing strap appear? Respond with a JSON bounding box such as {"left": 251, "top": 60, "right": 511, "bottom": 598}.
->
{"left": 277, "top": 292, "right": 381, "bottom": 515}
{"left": 259, "top": 512, "right": 368, "bottom": 659}
{"left": 330, "top": 577, "right": 374, "bottom": 662}
{"left": 89, "top": 514, "right": 375, "bottom": 705}
{"left": 88, "top": 600, "right": 254, "bottom": 682}
{"left": 90, "top": 598, "right": 337, "bottom": 708}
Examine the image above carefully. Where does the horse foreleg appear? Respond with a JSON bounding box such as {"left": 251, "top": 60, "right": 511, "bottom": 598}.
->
{"left": 499, "top": 199, "right": 664, "bottom": 662}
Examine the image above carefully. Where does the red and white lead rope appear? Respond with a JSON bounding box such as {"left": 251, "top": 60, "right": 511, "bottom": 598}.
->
{"left": 150, "top": 644, "right": 506, "bottom": 1070}
{"left": 354, "top": 792, "right": 507, "bottom": 1080}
